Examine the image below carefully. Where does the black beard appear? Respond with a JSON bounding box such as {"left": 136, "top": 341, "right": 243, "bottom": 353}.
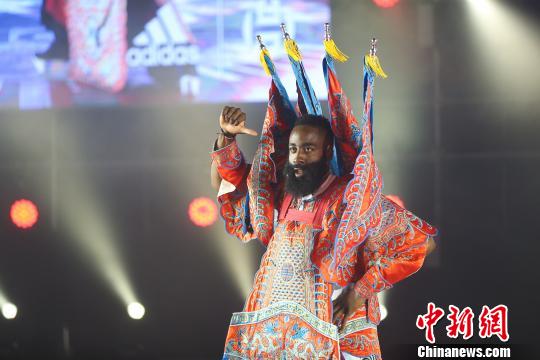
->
{"left": 284, "top": 158, "right": 328, "bottom": 197}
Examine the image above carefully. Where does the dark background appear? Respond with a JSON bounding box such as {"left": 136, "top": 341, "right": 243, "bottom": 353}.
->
{"left": 1, "top": 1, "right": 539, "bottom": 359}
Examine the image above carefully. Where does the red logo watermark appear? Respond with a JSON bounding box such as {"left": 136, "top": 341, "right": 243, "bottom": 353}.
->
{"left": 479, "top": 305, "right": 509, "bottom": 342}
{"left": 416, "top": 304, "right": 509, "bottom": 343}
{"left": 446, "top": 305, "right": 474, "bottom": 340}
{"left": 416, "top": 302, "right": 445, "bottom": 344}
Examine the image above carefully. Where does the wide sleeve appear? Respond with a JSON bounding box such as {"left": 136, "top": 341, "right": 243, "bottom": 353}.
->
{"left": 353, "top": 197, "right": 438, "bottom": 323}
{"left": 211, "top": 140, "right": 247, "bottom": 190}
{"left": 327, "top": 97, "right": 383, "bottom": 286}
{"left": 211, "top": 140, "right": 257, "bottom": 243}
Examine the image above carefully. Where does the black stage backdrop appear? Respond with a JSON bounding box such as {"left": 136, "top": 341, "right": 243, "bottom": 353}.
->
{"left": 1, "top": 1, "right": 539, "bottom": 359}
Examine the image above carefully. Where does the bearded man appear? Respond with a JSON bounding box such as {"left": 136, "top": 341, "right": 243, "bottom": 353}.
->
{"left": 211, "top": 108, "right": 436, "bottom": 359}
{"left": 210, "top": 33, "right": 437, "bottom": 359}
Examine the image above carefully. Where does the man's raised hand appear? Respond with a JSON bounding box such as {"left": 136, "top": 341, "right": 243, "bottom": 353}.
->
{"left": 219, "top": 106, "right": 258, "bottom": 137}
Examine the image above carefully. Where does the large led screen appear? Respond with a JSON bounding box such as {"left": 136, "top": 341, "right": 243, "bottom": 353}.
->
{"left": 0, "top": 0, "right": 330, "bottom": 109}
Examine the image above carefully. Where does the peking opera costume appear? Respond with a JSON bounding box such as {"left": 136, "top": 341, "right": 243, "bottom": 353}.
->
{"left": 211, "top": 24, "right": 438, "bottom": 359}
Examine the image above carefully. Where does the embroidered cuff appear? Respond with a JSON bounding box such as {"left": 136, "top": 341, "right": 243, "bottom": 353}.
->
{"left": 353, "top": 276, "right": 374, "bottom": 299}
{"left": 210, "top": 140, "right": 243, "bottom": 170}
{"left": 352, "top": 273, "right": 382, "bottom": 325}
{"left": 353, "top": 267, "right": 391, "bottom": 299}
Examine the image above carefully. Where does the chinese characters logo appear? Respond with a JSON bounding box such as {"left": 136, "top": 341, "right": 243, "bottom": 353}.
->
{"left": 416, "top": 303, "right": 509, "bottom": 343}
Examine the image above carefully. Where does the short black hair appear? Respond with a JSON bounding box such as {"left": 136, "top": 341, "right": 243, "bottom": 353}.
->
{"left": 293, "top": 114, "right": 334, "bottom": 142}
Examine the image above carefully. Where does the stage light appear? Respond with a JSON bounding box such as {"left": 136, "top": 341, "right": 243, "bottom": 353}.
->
{"left": 127, "top": 302, "right": 145, "bottom": 320}
{"left": 386, "top": 194, "right": 405, "bottom": 208}
{"left": 380, "top": 304, "right": 388, "bottom": 320}
{"left": 466, "top": 0, "right": 496, "bottom": 16}
{"left": 373, "top": 0, "right": 400, "bottom": 9}
{"left": 210, "top": 227, "right": 257, "bottom": 299}
{"left": 10, "top": 199, "right": 39, "bottom": 229}
{"left": 1, "top": 303, "right": 17, "bottom": 319}
{"left": 58, "top": 164, "right": 139, "bottom": 312}
{"left": 465, "top": 0, "right": 540, "bottom": 101}
{"left": 188, "top": 197, "right": 218, "bottom": 227}
{"left": 378, "top": 290, "right": 389, "bottom": 322}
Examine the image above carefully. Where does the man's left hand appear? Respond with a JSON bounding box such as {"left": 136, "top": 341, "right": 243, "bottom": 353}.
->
{"left": 332, "top": 286, "right": 367, "bottom": 332}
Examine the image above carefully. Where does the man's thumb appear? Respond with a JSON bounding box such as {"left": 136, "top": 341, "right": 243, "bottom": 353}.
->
{"left": 241, "top": 127, "right": 258, "bottom": 136}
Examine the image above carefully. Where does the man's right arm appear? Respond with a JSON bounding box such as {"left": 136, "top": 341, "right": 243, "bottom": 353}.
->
{"left": 210, "top": 133, "right": 236, "bottom": 191}
{"left": 210, "top": 106, "right": 257, "bottom": 192}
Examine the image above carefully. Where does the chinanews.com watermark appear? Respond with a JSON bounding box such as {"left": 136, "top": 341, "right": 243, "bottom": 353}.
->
{"left": 417, "top": 345, "right": 511, "bottom": 358}
{"left": 411, "top": 303, "right": 514, "bottom": 359}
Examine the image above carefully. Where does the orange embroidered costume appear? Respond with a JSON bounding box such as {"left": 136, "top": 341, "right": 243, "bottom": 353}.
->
{"left": 211, "top": 26, "right": 438, "bottom": 359}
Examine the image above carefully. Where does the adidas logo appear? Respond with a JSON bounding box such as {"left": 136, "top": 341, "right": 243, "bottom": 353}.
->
{"left": 126, "top": 1, "right": 200, "bottom": 67}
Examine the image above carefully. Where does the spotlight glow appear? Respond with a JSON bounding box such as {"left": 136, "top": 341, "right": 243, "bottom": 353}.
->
{"left": 380, "top": 304, "right": 388, "bottom": 321}
{"left": 10, "top": 199, "right": 39, "bottom": 229}
{"left": 465, "top": 0, "right": 540, "bottom": 101}
{"left": 127, "top": 302, "right": 145, "bottom": 320}
{"left": 57, "top": 126, "right": 139, "bottom": 313}
{"left": 467, "top": 0, "right": 496, "bottom": 16}
{"left": 373, "top": 0, "right": 400, "bottom": 9}
{"left": 386, "top": 194, "right": 405, "bottom": 208}
{"left": 2, "top": 303, "right": 18, "bottom": 319}
{"left": 210, "top": 227, "right": 256, "bottom": 298}
{"left": 188, "top": 197, "right": 218, "bottom": 227}
{"left": 379, "top": 290, "right": 389, "bottom": 322}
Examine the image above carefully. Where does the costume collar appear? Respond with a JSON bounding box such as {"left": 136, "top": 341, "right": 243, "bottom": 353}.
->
{"left": 298, "top": 174, "right": 336, "bottom": 203}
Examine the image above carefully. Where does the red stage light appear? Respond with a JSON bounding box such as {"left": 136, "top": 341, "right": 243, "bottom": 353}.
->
{"left": 10, "top": 199, "right": 39, "bottom": 229}
{"left": 188, "top": 197, "right": 218, "bottom": 227}
{"left": 386, "top": 194, "right": 405, "bottom": 208}
{"left": 373, "top": 0, "right": 400, "bottom": 9}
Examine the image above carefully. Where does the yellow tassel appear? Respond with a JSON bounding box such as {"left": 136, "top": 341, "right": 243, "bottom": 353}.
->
{"left": 284, "top": 38, "right": 302, "bottom": 62}
{"left": 259, "top": 47, "right": 272, "bottom": 76}
{"left": 324, "top": 39, "right": 348, "bottom": 62}
{"left": 365, "top": 54, "right": 388, "bottom": 78}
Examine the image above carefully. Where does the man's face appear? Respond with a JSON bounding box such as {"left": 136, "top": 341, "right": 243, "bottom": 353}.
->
{"left": 284, "top": 125, "right": 330, "bottom": 197}
{"left": 288, "top": 125, "right": 327, "bottom": 172}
